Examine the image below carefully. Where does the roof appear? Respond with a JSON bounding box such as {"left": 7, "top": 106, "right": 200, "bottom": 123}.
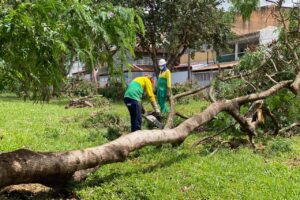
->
{"left": 127, "top": 64, "right": 154, "bottom": 72}
{"left": 72, "top": 70, "right": 88, "bottom": 75}
{"left": 173, "top": 64, "right": 190, "bottom": 71}
{"left": 98, "top": 64, "right": 154, "bottom": 76}
{"left": 134, "top": 47, "right": 166, "bottom": 54}
{"left": 192, "top": 61, "right": 238, "bottom": 73}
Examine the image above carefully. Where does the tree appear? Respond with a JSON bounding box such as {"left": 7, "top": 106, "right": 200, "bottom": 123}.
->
{"left": 229, "top": 0, "right": 260, "bottom": 21}
{"left": 0, "top": 0, "right": 299, "bottom": 190}
{"left": 121, "top": 0, "right": 232, "bottom": 74}
{"left": 0, "top": 0, "right": 144, "bottom": 100}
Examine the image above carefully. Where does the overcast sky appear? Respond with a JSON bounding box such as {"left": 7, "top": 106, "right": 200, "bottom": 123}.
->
{"left": 221, "top": 0, "right": 295, "bottom": 10}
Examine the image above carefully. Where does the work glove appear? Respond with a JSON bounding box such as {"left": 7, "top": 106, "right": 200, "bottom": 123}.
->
{"left": 151, "top": 101, "right": 160, "bottom": 115}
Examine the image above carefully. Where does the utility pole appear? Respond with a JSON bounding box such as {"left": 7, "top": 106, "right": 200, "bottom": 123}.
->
{"left": 187, "top": 48, "right": 191, "bottom": 81}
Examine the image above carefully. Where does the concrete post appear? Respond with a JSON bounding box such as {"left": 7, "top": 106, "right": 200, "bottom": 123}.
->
{"left": 235, "top": 42, "right": 239, "bottom": 61}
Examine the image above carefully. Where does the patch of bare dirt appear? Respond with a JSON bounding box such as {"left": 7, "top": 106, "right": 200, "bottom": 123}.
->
{"left": 286, "top": 157, "right": 300, "bottom": 167}
{"left": 0, "top": 184, "right": 78, "bottom": 200}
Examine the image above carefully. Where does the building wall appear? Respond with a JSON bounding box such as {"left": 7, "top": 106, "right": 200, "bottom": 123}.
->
{"left": 232, "top": 6, "right": 280, "bottom": 36}
{"left": 172, "top": 71, "right": 189, "bottom": 85}
{"left": 180, "top": 51, "right": 215, "bottom": 64}
{"left": 193, "top": 71, "right": 219, "bottom": 86}
{"left": 259, "top": 26, "right": 279, "bottom": 45}
{"left": 69, "top": 61, "right": 85, "bottom": 77}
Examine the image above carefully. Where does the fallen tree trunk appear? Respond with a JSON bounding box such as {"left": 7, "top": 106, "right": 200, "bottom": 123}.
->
{"left": 0, "top": 79, "right": 296, "bottom": 188}
{"left": 278, "top": 122, "right": 300, "bottom": 135}
{"left": 165, "top": 85, "right": 210, "bottom": 129}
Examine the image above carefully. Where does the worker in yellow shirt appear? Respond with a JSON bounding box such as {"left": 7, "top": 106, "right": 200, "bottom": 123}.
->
{"left": 124, "top": 75, "right": 160, "bottom": 132}
{"left": 157, "top": 59, "right": 172, "bottom": 113}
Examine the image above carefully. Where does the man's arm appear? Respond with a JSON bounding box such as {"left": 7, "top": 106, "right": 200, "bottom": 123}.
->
{"left": 144, "top": 79, "right": 160, "bottom": 113}
{"left": 166, "top": 70, "right": 172, "bottom": 97}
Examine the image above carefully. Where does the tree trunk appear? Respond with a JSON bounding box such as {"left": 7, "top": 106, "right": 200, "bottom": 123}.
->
{"left": 150, "top": 46, "right": 159, "bottom": 76}
{"left": 0, "top": 79, "right": 297, "bottom": 189}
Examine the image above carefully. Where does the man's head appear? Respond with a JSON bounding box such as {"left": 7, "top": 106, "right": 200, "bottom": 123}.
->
{"left": 144, "top": 74, "right": 155, "bottom": 85}
{"left": 158, "top": 59, "right": 167, "bottom": 71}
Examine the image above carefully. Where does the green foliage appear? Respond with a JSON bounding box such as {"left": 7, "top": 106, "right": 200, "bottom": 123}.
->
{"left": 82, "top": 111, "right": 128, "bottom": 141}
{"left": 122, "top": 0, "right": 232, "bottom": 69}
{"left": 0, "top": 1, "right": 144, "bottom": 100}
{"left": 214, "top": 39, "right": 300, "bottom": 130}
{"left": 106, "top": 126, "right": 122, "bottom": 141}
{"left": 91, "top": 95, "right": 111, "bottom": 108}
{"left": 86, "top": 129, "right": 108, "bottom": 143}
{"left": 98, "top": 82, "right": 125, "bottom": 100}
{"left": 171, "top": 81, "right": 205, "bottom": 104}
{"left": 1, "top": 96, "right": 300, "bottom": 199}
{"left": 266, "top": 90, "right": 300, "bottom": 127}
{"left": 172, "top": 81, "right": 197, "bottom": 96}
{"left": 229, "top": 0, "right": 259, "bottom": 21}
{"left": 82, "top": 112, "right": 121, "bottom": 129}
{"left": 0, "top": 60, "right": 21, "bottom": 93}
{"left": 266, "top": 138, "right": 293, "bottom": 156}
{"left": 64, "top": 78, "right": 97, "bottom": 97}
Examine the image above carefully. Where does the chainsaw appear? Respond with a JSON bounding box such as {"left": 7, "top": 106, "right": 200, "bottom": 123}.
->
{"left": 142, "top": 111, "right": 164, "bottom": 129}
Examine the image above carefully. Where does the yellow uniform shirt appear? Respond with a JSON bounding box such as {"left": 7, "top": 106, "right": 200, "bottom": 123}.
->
{"left": 159, "top": 69, "right": 172, "bottom": 88}
{"left": 125, "top": 76, "right": 156, "bottom": 103}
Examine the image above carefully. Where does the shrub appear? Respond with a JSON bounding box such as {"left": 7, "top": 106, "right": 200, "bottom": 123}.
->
{"left": 90, "top": 96, "right": 111, "bottom": 108}
{"left": 86, "top": 129, "right": 107, "bottom": 143}
{"left": 265, "top": 138, "right": 293, "bottom": 156}
{"left": 105, "top": 126, "right": 122, "bottom": 141}
{"left": 83, "top": 112, "right": 129, "bottom": 141}
{"left": 82, "top": 112, "right": 121, "bottom": 129}
{"left": 172, "top": 81, "right": 197, "bottom": 96}
{"left": 64, "top": 78, "right": 97, "bottom": 97}
{"left": 98, "top": 82, "right": 125, "bottom": 100}
{"left": 172, "top": 81, "right": 204, "bottom": 104}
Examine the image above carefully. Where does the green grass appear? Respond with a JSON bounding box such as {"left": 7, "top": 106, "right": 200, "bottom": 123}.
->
{"left": 0, "top": 94, "right": 128, "bottom": 152}
{"left": 1, "top": 94, "right": 300, "bottom": 199}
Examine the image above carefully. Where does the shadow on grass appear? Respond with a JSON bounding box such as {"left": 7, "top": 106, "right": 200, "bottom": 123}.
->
{"left": 81, "top": 152, "right": 190, "bottom": 188}
{"left": 48, "top": 98, "right": 70, "bottom": 107}
{"left": 0, "top": 185, "right": 79, "bottom": 200}
{"left": 0, "top": 94, "right": 21, "bottom": 102}
{"left": 0, "top": 93, "right": 70, "bottom": 107}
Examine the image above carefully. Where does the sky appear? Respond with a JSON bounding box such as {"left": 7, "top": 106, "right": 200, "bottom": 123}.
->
{"left": 221, "top": 0, "right": 296, "bottom": 10}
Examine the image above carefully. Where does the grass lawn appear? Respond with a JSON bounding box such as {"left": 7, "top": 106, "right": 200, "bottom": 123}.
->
{"left": 0, "top": 94, "right": 300, "bottom": 200}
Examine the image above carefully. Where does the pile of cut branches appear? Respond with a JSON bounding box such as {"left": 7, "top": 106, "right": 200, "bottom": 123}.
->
{"left": 65, "top": 95, "right": 110, "bottom": 109}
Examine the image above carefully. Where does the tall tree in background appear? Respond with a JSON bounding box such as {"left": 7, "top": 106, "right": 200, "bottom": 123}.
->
{"left": 0, "top": 0, "right": 144, "bottom": 100}
{"left": 122, "top": 0, "right": 232, "bottom": 74}
{"left": 229, "top": 0, "right": 260, "bottom": 21}
{"left": 0, "top": 0, "right": 299, "bottom": 190}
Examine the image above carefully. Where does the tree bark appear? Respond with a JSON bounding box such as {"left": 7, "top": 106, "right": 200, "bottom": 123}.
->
{"left": 278, "top": 122, "right": 300, "bottom": 135}
{"left": 290, "top": 72, "right": 300, "bottom": 94}
{"left": 164, "top": 85, "right": 210, "bottom": 129}
{"left": 0, "top": 79, "right": 297, "bottom": 189}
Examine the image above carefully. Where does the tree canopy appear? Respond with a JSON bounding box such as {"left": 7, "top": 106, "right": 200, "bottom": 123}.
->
{"left": 229, "top": 0, "right": 260, "bottom": 21}
{"left": 121, "top": 0, "right": 233, "bottom": 73}
{"left": 0, "top": 0, "right": 144, "bottom": 100}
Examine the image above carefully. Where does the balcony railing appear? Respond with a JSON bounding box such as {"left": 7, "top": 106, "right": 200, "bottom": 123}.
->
{"left": 217, "top": 52, "right": 245, "bottom": 63}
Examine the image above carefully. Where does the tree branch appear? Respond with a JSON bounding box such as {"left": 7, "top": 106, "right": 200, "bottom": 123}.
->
{"left": 278, "top": 122, "right": 300, "bottom": 135}
{"left": 0, "top": 79, "right": 298, "bottom": 188}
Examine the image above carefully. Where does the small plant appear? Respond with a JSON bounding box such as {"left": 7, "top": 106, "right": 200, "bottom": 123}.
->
{"left": 105, "top": 126, "right": 122, "bottom": 141}
{"left": 44, "top": 127, "right": 62, "bottom": 139}
{"left": 87, "top": 129, "right": 107, "bottom": 143}
{"left": 98, "top": 82, "right": 125, "bottom": 100}
{"left": 82, "top": 112, "right": 121, "bottom": 129}
{"left": 64, "top": 78, "right": 97, "bottom": 97}
{"left": 91, "top": 96, "right": 111, "bottom": 108}
{"left": 266, "top": 138, "right": 293, "bottom": 155}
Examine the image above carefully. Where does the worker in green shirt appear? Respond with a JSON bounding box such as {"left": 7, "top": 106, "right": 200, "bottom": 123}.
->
{"left": 124, "top": 75, "right": 160, "bottom": 132}
{"left": 157, "top": 59, "right": 172, "bottom": 113}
